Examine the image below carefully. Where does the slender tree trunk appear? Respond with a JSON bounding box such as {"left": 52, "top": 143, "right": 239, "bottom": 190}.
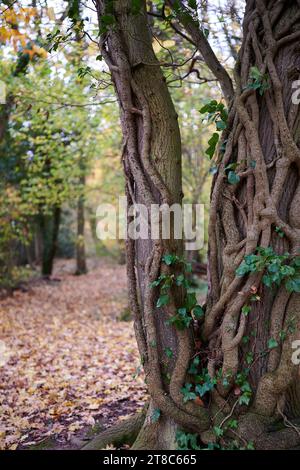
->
{"left": 40, "top": 206, "right": 61, "bottom": 277}
{"left": 76, "top": 173, "right": 87, "bottom": 275}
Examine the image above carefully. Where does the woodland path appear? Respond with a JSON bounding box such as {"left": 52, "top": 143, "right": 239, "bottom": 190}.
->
{"left": 0, "top": 259, "right": 146, "bottom": 450}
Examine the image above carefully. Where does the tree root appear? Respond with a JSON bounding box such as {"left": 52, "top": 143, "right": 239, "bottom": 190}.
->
{"left": 81, "top": 410, "right": 146, "bottom": 450}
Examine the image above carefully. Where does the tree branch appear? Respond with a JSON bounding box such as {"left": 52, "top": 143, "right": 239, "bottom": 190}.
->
{"left": 166, "top": 0, "right": 234, "bottom": 104}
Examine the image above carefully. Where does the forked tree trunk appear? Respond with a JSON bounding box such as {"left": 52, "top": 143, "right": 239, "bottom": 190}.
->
{"left": 92, "top": 0, "right": 300, "bottom": 450}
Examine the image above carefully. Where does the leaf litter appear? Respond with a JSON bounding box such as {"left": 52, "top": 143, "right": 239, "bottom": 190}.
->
{"left": 0, "top": 260, "right": 147, "bottom": 449}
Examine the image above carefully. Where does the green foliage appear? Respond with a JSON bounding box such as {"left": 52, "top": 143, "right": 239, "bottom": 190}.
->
{"left": 275, "top": 226, "right": 285, "bottom": 238}
{"left": 235, "top": 371, "right": 252, "bottom": 406}
{"left": 181, "top": 383, "right": 197, "bottom": 402}
{"left": 152, "top": 253, "right": 204, "bottom": 330}
{"left": 188, "top": 355, "right": 200, "bottom": 374}
{"left": 151, "top": 408, "right": 161, "bottom": 423}
{"left": 267, "top": 338, "right": 279, "bottom": 350}
{"left": 164, "top": 347, "right": 173, "bottom": 358}
{"left": 181, "top": 366, "right": 217, "bottom": 405}
{"left": 213, "top": 426, "right": 223, "bottom": 438}
{"left": 200, "top": 100, "right": 228, "bottom": 129}
{"left": 156, "top": 294, "right": 170, "bottom": 308}
{"left": 227, "top": 170, "right": 240, "bottom": 185}
{"left": 236, "top": 247, "right": 300, "bottom": 293}
{"left": 176, "top": 428, "right": 255, "bottom": 451}
{"left": 247, "top": 66, "right": 270, "bottom": 95}
{"left": 199, "top": 100, "right": 228, "bottom": 159}
{"left": 195, "top": 374, "right": 216, "bottom": 397}
{"left": 205, "top": 132, "right": 219, "bottom": 159}
{"left": 167, "top": 307, "right": 192, "bottom": 330}
{"left": 176, "top": 430, "right": 200, "bottom": 450}
{"left": 242, "top": 305, "right": 251, "bottom": 316}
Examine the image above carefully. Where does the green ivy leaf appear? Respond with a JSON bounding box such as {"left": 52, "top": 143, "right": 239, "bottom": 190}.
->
{"left": 285, "top": 277, "right": 300, "bottom": 293}
{"left": 227, "top": 170, "right": 240, "bottom": 185}
{"left": 181, "top": 383, "right": 197, "bottom": 402}
{"left": 268, "top": 338, "right": 279, "bottom": 349}
{"left": 162, "top": 253, "right": 178, "bottom": 265}
{"left": 185, "top": 292, "right": 197, "bottom": 312}
{"left": 156, "top": 294, "right": 169, "bottom": 308}
{"left": 205, "top": 132, "right": 219, "bottom": 159}
{"left": 175, "top": 274, "right": 185, "bottom": 286}
{"left": 151, "top": 408, "right": 161, "bottom": 423}
{"left": 164, "top": 347, "right": 173, "bottom": 359}
{"left": 242, "top": 305, "right": 251, "bottom": 316}
{"left": 193, "top": 305, "right": 204, "bottom": 319}
{"left": 213, "top": 426, "right": 224, "bottom": 437}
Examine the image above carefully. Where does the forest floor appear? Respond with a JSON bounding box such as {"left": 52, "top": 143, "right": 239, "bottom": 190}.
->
{"left": 0, "top": 259, "right": 146, "bottom": 450}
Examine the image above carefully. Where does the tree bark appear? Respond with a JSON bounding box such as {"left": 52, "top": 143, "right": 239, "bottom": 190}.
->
{"left": 94, "top": 0, "right": 209, "bottom": 449}
{"left": 40, "top": 206, "right": 61, "bottom": 277}
{"left": 76, "top": 173, "right": 87, "bottom": 275}
{"left": 200, "top": 0, "right": 300, "bottom": 448}
{"left": 94, "top": 0, "right": 300, "bottom": 450}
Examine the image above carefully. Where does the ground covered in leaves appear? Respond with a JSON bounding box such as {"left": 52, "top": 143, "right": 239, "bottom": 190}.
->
{"left": 0, "top": 260, "right": 146, "bottom": 450}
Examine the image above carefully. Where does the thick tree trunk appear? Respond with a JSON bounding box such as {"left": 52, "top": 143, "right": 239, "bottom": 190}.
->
{"left": 202, "top": 0, "right": 300, "bottom": 448}
{"left": 94, "top": 0, "right": 209, "bottom": 449}
{"left": 93, "top": 0, "right": 300, "bottom": 450}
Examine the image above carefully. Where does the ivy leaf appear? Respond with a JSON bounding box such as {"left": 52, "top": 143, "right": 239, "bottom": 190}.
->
{"left": 164, "top": 347, "right": 173, "bottom": 359}
{"left": 216, "top": 120, "right": 226, "bottom": 131}
{"left": 151, "top": 408, "right": 161, "bottom": 423}
{"left": 156, "top": 294, "right": 169, "bottom": 308}
{"left": 188, "top": 356, "right": 200, "bottom": 374}
{"left": 242, "top": 305, "right": 251, "bottom": 316}
{"left": 184, "top": 262, "right": 192, "bottom": 273}
{"left": 162, "top": 253, "right": 178, "bottom": 265}
{"left": 285, "top": 277, "right": 300, "bottom": 293}
{"left": 268, "top": 338, "right": 279, "bottom": 349}
{"left": 185, "top": 292, "right": 197, "bottom": 312}
{"left": 213, "top": 426, "right": 224, "bottom": 437}
{"left": 236, "top": 262, "right": 250, "bottom": 276}
{"left": 193, "top": 305, "right": 204, "bottom": 319}
{"left": 205, "top": 132, "right": 219, "bottom": 159}
{"left": 239, "top": 393, "right": 251, "bottom": 406}
{"left": 249, "top": 66, "right": 262, "bottom": 80}
{"left": 246, "top": 352, "right": 254, "bottom": 365}
{"left": 227, "top": 170, "right": 240, "bottom": 185}
{"left": 187, "top": 0, "right": 197, "bottom": 9}
{"left": 175, "top": 274, "right": 185, "bottom": 286}
{"left": 228, "top": 419, "right": 238, "bottom": 430}
{"left": 181, "top": 383, "right": 197, "bottom": 402}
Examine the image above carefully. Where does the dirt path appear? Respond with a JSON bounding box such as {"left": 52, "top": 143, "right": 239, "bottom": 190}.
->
{"left": 0, "top": 260, "right": 146, "bottom": 450}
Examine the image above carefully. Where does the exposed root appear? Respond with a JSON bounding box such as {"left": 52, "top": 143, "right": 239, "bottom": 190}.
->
{"left": 81, "top": 411, "right": 146, "bottom": 450}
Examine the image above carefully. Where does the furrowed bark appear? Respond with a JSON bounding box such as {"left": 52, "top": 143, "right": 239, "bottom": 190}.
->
{"left": 93, "top": 0, "right": 209, "bottom": 448}
{"left": 93, "top": 0, "right": 300, "bottom": 450}
{"left": 199, "top": 0, "right": 300, "bottom": 448}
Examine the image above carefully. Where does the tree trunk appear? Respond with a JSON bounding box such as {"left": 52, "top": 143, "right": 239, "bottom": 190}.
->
{"left": 76, "top": 174, "right": 87, "bottom": 275}
{"left": 40, "top": 206, "right": 61, "bottom": 277}
{"left": 93, "top": 0, "right": 300, "bottom": 450}
{"left": 201, "top": 0, "right": 300, "bottom": 449}
{"left": 94, "top": 0, "right": 209, "bottom": 449}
